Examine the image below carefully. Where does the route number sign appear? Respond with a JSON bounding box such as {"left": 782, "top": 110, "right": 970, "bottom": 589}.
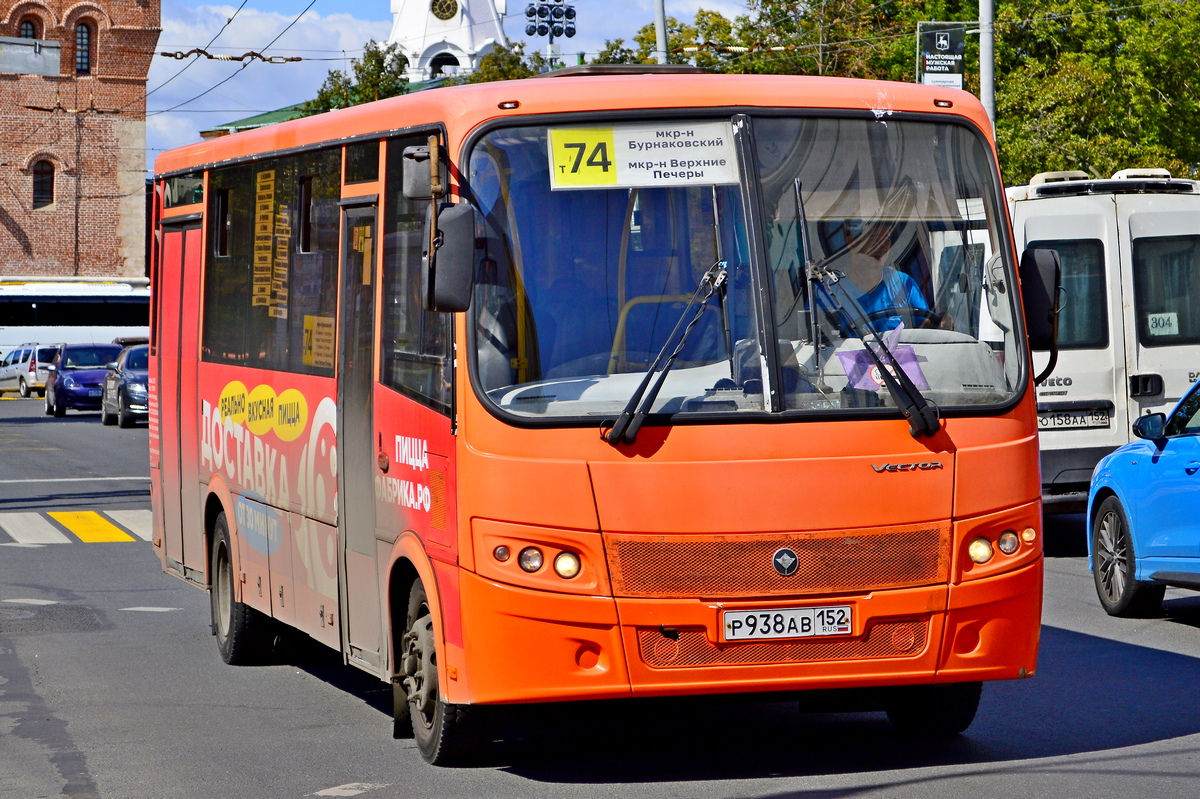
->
{"left": 548, "top": 120, "right": 738, "bottom": 190}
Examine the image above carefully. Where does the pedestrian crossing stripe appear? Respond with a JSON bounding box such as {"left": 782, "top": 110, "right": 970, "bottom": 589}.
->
{"left": 0, "top": 510, "right": 151, "bottom": 545}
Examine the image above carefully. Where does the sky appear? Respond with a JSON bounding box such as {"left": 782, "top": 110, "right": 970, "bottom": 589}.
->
{"left": 146, "top": 0, "right": 748, "bottom": 172}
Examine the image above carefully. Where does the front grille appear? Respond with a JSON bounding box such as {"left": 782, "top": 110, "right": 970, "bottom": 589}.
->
{"left": 637, "top": 619, "right": 928, "bottom": 668}
{"left": 604, "top": 523, "right": 949, "bottom": 599}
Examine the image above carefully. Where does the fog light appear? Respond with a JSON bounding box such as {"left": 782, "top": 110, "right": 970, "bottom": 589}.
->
{"left": 1021, "top": 527, "right": 1037, "bottom": 543}
{"left": 493, "top": 545, "right": 511, "bottom": 562}
{"left": 998, "top": 530, "right": 1020, "bottom": 555}
{"left": 553, "top": 551, "right": 581, "bottom": 579}
{"left": 518, "top": 547, "right": 544, "bottom": 572}
{"left": 968, "top": 537, "right": 994, "bottom": 564}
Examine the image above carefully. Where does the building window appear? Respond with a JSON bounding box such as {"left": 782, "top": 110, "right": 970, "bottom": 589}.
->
{"left": 33, "top": 161, "right": 54, "bottom": 208}
{"left": 75, "top": 23, "right": 92, "bottom": 75}
{"left": 19, "top": 19, "right": 39, "bottom": 39}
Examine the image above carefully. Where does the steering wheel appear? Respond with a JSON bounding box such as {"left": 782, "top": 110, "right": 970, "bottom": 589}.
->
{"left": 863, "top": 305, "right": 941, "bottom": 329}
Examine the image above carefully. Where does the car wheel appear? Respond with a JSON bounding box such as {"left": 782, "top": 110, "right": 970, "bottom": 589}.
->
{"left": 18, "top": 378, "right": 29, "bottom": 398}
{"left": 886, "top": 681, "right": 982, "bottom": 737}
{"left": 52, "top": 393, "right": 65, "bottom": 417}
{"left": 1092, "top": 495, "right": 1164, "bottom": 617}
{"left": 403, "top": 580, "right": 479, "bottom": 764}
{"left": 117, "top": 395, "right": 134, "bottom": 428}
{"left": 44, "top": 392, "right": 54, "bottom": 416}
{"left": 100, "top": 395, "right": 116, "bottom": 426}
{"left": 210, "top": 512, "right": 272, "bottom": 665}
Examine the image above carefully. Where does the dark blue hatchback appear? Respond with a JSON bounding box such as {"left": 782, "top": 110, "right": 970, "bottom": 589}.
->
{"left": 1088, "top": 379, "right": 1200, "bottom": 616}
{"left": 44, "top": 344, "right": 123, "bottom": 417}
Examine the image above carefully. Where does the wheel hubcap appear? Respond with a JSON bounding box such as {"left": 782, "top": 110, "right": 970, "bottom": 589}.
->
{"left": 216, "top": 546, "right": 232, "bottom": 638}
{"left": 1097, "top": 511, "right": 1127, "bottom": 602}
{"left": 402, "top": 613, "right": 438, "bottom": 728}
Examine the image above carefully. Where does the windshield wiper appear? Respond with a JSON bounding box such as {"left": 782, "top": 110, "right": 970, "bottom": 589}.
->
{"left": 603, "top": 261, "right": 728, "bottom": 446}
{"left": 813, "top": 267, "right": 940, "bottom": 438}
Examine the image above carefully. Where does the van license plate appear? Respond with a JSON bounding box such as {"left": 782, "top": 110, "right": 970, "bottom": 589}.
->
{"left": 1038, "top": 410, "right": 1110, "bottom": 430}
{"left": 722, "top": 605, "right": 852, "bottom": 641}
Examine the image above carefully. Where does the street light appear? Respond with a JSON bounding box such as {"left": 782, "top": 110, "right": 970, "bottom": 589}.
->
{"left": 525, "top": 0, "right": 576, "bottom": 42}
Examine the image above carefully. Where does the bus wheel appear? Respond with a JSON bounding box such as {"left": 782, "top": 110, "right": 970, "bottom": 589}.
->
{"left": 211, "top": 511, "right": 270, "bottom": 665}
{"left": 401, "top": 580, "right": 474, "bottom": 765}
{"left": 885, "top": 681, "right": 982, "bottom": 737}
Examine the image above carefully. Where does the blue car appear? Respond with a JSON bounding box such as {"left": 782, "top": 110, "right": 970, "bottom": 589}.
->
{"left": 44, "top": 343, "right": 124, "bottom": 417}
{"left": 100, "top": 344, "right": 149, "bottom": 427}
{"left": 1088, "top": 379, "right": 1200, "bottom": 616}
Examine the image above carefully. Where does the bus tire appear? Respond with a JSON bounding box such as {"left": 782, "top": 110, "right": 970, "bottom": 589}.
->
{"left": 211, "top": 511, "right": 270, "bottom": 665}
{"left": 885, "top": 681, "right": 982, "bottom": 737}
{"left": 1092, "top": 495, "right": 1164, "bottom": 617}
{"left": 402, "top": 580, "right": 475, "bottom": 765}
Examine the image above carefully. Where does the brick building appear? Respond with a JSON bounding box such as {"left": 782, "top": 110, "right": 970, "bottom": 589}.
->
{"left": 0, "top": 0, "right": 159, "bottom": 277}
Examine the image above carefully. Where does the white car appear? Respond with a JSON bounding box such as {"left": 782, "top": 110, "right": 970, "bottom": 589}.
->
{"left": 0, "top": 342, "right": 61, "bottom": 397}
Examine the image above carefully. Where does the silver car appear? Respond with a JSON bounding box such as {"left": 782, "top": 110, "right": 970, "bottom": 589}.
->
{"left": 0, "top": 343, "right": 61, "bottom": 397}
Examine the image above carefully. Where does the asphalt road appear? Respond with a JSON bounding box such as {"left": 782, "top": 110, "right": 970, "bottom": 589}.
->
{"left": 2, "top": 395, "right": 1200, "bottom": 799}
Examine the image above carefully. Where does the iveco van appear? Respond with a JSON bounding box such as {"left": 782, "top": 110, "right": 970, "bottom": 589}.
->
{"left": 1007, "top": 169, "right": 1200, "bottom": 510}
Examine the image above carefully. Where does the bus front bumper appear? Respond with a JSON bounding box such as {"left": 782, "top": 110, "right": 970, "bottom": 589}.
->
{"left": 455, "top": 558, "right": 1041, "bottom": 705}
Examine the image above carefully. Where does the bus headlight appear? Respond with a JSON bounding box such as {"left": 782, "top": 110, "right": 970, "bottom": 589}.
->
{"left": 997, "top": 530, "right": 1020, "bottom": 555}
{"left": 968, "top": 537, "right": 994, "bottom": 564}
{"left": 553, "top": 551, "right": 581, "bottom": 579}
{"left": 518, "top": 547, "right": 544, "bottom": 572}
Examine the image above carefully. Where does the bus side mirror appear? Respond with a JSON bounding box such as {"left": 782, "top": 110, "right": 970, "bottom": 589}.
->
{"left": 1132, "top": 412, "right": 1166, "bottom": 440}
{"left": 1020, "top": 247, "right": 1063, "bottom": 384}
{"left": 402, "top": 146, "right": 447, "bottom": 201}
{"left": 1020, "top": 247, "right": 1061, "bottom": 350}
{"left": 422, "top": 202, "right": 477, "bottom": 313}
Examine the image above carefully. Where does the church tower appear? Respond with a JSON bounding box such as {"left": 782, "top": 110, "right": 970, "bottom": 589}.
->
{"left": 0, "top": 0, "right": 160, "bottom": 276}
{"left": 388, "top": 0, "right": 507, "bottom": 82}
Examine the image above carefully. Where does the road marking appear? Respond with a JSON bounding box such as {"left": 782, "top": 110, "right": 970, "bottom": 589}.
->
{"left": 3, "top": 598, "right": 58, "bottom": 605}
{"left": 312, "top": 785, "right": 389, "bottom": 797}
{"left": 0, "top": 476, "right": 148, "bottom": 485}
{"left": 121, "top": 607, "right": 180, "bottom": 612}
{"left": 0, "top": 542, "right": 46, "bottom": 548}
{"left": 48, "top": 511, "right": 136, "bottom": 543}
{"left": 106, "top": 509, "right": 153, "bottom": 541}
{"left": 0, "top": 512, "right": 72, "bottom": 544}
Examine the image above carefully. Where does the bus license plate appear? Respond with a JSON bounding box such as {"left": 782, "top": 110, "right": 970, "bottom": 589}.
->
{"left": 722, "top": 605, "right": 852, "bottom": 641}
{"left": 1038, "top": 409, "right": 1110, "bottom": 430}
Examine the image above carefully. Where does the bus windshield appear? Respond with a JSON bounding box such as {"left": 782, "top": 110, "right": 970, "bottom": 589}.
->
{"left": 468, "top": 115, "right": 1022, "bottom": 421}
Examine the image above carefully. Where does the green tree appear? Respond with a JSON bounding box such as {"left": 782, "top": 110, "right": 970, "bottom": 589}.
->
{"left": 463, "top": 43, "right": 549, "bottom": 83}
{"left": 994, "top": 0, "right": 1200, "bottom": 181}
{"left": 302, "top": 40, "right": 407, "bottom": 114}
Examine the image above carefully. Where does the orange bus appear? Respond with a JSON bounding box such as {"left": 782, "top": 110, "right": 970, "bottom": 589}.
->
{"left": 150, "top": 66, "right": 1060, "bottom": 765}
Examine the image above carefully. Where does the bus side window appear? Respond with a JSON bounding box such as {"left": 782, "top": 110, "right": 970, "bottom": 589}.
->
{"left": 380, "top": 135, "right": 452, "bottom": 414}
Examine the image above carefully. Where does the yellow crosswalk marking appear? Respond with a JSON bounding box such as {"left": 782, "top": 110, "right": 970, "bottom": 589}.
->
{"left": 48, "top": 511, "right": 136, "bottom": 543}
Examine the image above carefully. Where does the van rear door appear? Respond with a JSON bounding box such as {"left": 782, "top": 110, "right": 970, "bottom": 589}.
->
{"left": 1119, "top": 195, "right": 1200, "bottom": 421}
{"left": 1012, "top": 193, "right": 1128, "bottom": 495}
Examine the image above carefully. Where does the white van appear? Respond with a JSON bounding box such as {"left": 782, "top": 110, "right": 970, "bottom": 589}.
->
{"left": 1007, "top": 169, "right": 1200, "bottom": 511}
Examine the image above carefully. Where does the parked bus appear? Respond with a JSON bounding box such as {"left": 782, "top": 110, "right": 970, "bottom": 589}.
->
{"left": 1008, "top": 169, "right": 1200, "bottom": 511}
{"left": 151, "top": 67, "right": 1058, "bottom": 765}
{"left": 0, "top": 277, "right": 150, "bottom": 352}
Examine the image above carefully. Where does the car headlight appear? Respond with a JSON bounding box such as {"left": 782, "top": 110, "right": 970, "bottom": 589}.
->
{"left": 62, "top": 376, "right": 77, "bottom": 388}
{"left": 127, "top": 382, "right": 148, "bottom": 397}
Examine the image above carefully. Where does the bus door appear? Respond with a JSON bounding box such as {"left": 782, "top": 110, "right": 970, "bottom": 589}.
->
{"left": 1118, "top": 195, "right": 1200, "bottom": 418}
{"left": 157, "top": 220, "right": 205, "bottom": 580}
{"left": 337, "top": 202, "right": 383, "bottom": 668}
